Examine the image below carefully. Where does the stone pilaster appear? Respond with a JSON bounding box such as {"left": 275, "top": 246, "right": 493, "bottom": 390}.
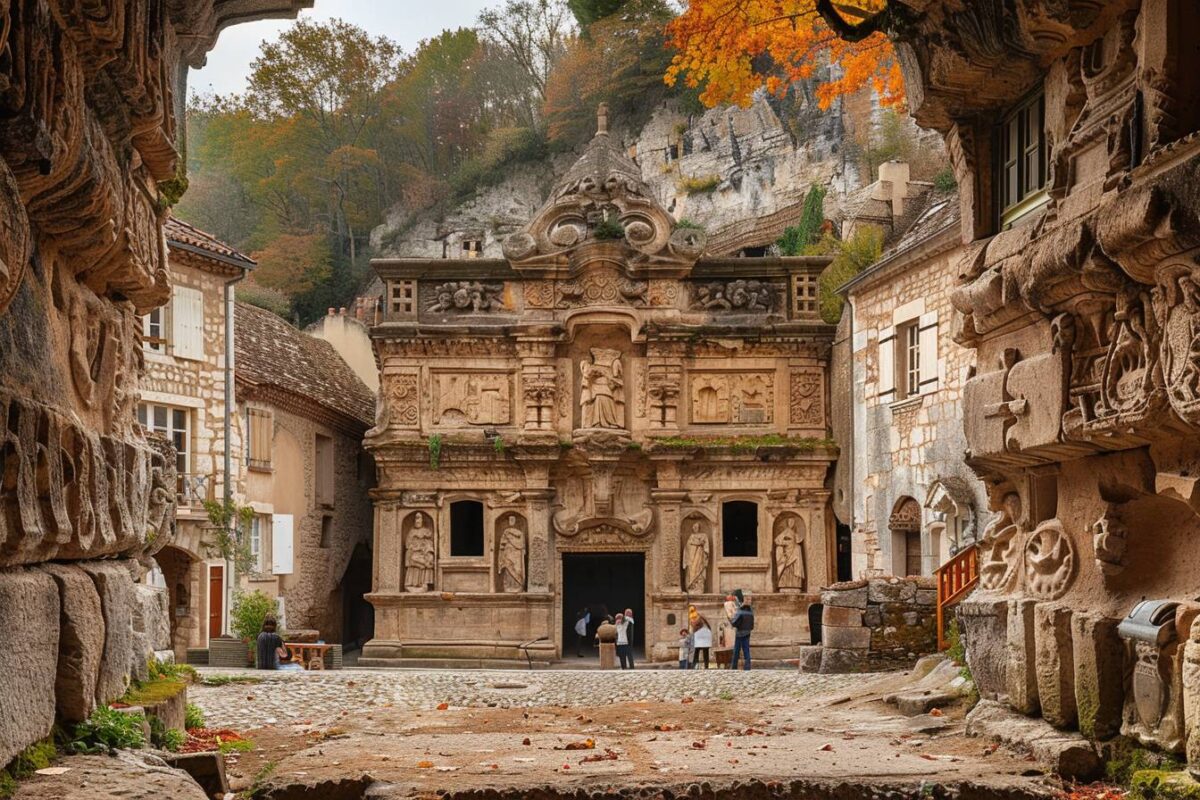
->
{"left": 523, "top": 486, "right": 555, "bottom": 594}
{"left": 652, "top": 457, "right": 688, "bottom": 593}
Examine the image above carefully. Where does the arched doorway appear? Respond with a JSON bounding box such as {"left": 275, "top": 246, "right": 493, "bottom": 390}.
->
{"left": 888, "top": 496, "right": 923, "bottom": 577}
{"left": 155, "top": 542, "right": 204, "bottom": 660}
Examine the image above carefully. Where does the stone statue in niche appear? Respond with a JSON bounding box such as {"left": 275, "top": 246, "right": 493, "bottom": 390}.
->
{"left": 682, "top": 520, "right": 710, "bottom": 594}
{"left": 978, "top": 492, "right": 1023, "bottom": 593}
{"left": 498, "top": 515, "right": 527, "bottom": 593}
{"left": 580, "top": 348, "right": 624, "bottom": 429}
{"left": 1024, "top": 519, "right": 1075, "bottom": 600}
{"left": 774, "top": 515, "right": 806, "bottom": 591}
{"left": 404, "top": 513, "right": 435, "bottom": 592}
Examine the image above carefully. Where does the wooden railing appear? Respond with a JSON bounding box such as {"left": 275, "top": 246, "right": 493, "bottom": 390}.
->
{"left": 935, "top": 544, "right": 979, "bottom": 651}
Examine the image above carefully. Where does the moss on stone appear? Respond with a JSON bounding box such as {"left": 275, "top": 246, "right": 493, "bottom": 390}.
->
{"left": 122, "top": 678, "right": 187, "bottom": 706}
{"left": 1075, "top": 681, "right": 1100, "bottom": 740}
{"left": 1106, "top": 739, "right": 1182, "bottom": 786}
{"left": 1130, "top": 770, "right": 1200, "bottom": 799}
{"left": 649, "top": 434, "right": 837, "bottom": 454}
{"left": 1, "top": 736, "right": 59, "bottom": 797}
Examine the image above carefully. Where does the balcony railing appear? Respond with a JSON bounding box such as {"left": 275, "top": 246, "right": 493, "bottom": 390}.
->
{"left": 177, "top": 472, "right": 213, "bottom": 507}
{"left": 935, "top": 544, "right": 979, "bottom": 651}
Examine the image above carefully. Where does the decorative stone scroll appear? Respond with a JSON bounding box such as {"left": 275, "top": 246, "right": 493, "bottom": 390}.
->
{"left": 690, "top": 280, "right": 780, "bottom": 313}
{"left": 977, "top": 493, "right": 1022, "bottom": 593}
{"left": 1023, "top": 519, "right": 1075, "bottom": 600}
{"left": 556, "top": 268, "right": 647, "bottom": 309}
{"left": 789, "top": 367, "right": 824, "bottom": 427}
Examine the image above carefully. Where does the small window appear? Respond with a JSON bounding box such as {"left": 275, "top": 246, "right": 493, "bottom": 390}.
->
{"left": 315, "top": 434, "right": 335, "bottom": 507}
{"left": 722, "top": 501, "right": 758, "bottom": 558}
{"left": 895, "top": 320, "right": 921, "bottom": 400}
{"left": 320, "top": 515, "right": 334, "bottom": 548}
{"left": 249, "top": 516, "right": 267, "bottom": 572}
{"left": 388, "top": 280, "right": 416, "bottom": 317}
{"left": 138, "top": 403, "right": 190, "bottom": 476}
{"left": 998, "top": 91, "right": 1047, "bottom": 228}
{"left": 142, "top": 307, "right": 167, "bottom": 352}
{"left": 450, "top": 500, "right": 485, "bottom": 557}
{"left": 462, "top": 239, "right": 483, "bottom": 259}
{"left": 246, "top": 407, "right": 273, "bottom": 471}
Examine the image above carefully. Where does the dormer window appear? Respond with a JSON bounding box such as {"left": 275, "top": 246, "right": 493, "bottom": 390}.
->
{"left": 998, "top": 90, "right": 1047, "bottom": 229}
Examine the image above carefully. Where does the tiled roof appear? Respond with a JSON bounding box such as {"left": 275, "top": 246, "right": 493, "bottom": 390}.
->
{"left": 165, "top": 217, "right": 256, "bottom": 269}
{"left": 879, "top": 192, "right": 960, "bottom": 259}
{"left": 234, "top": 302, "right": 375, "bottom": 430}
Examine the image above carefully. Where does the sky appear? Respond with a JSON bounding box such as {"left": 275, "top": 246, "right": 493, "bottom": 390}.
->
{"left": 190, "top": 0, "right": 494, "bottom": 98}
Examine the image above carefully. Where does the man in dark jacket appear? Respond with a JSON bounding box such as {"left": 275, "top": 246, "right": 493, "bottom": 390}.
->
{"left": 256, "top": 617, "right": 283, "bottom": 670}
{"left": 730, "top": 597, "right": 754, "bottom": 671}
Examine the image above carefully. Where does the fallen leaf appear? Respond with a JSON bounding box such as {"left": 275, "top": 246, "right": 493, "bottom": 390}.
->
{"left": 929, "top": 708, "right": 944, "bottom": 717}
{"left": 681, "top": 697, "right": 695, "bottom": 704}
{"left": 581, "top": 749, "right": 620, "bottom": 764}
{"left": 436, "top": 703, "right": 449, "bottom": 711}
{"left": 557, "top": 738, "right": 595, "bottom": 751}
{"left": 35, "top": 767, "right": 71, "bottom": 776}
{"left": 655, "top": 723, "right": 678, "bottom": 732}
{"left": 416, "top": 761, "right": 434, "bottom": 769}
{"left": 691, "top": 741, "right": 706, "bottom": 750}
{"left": 522, "top": 738, "right": 531, "bottom": 746}
{"left": 920, "top": 754, "right": 938, "bottom": 761}
{"left": 818, "top": 744, "right": 834, "bottom": 752}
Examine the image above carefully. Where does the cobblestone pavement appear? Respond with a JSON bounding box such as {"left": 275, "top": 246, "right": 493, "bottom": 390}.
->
{"left": 192, "top": 667, "right": 871, "bottom": 731}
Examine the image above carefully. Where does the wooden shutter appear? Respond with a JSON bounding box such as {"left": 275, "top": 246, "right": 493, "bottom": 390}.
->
{"left": 272, "top": 514, "right": 294, "bottom": 575}
{"left": 172, "top": 286, "right": 205, "bottom": 360}
{"left": 878, "top": 326, "right": 896, "bottom": 403}
{"left": 918, "top": 311, "right": 939, "bottom": 395}
{"left": 247, "top": 408, "right": 273, "bottom": 469}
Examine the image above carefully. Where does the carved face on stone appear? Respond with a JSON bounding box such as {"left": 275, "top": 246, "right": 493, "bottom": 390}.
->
{"left": 413, "top": 513, "right": 425, "bottom": 528}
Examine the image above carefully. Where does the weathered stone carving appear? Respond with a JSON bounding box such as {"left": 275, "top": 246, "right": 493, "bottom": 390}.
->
{"left": 435, "top": 373, "right": 511, "bottom": 426}
{"left": 646, "top": 363, "right": 682, "bottom": 429}
{"left": 789, "top": 367, "right": 823, "bottom": 427}
{"left": 580, "top": 348, "right": 625, "bottom": 430}
{"left": 681, "top": 518, "right": 710, "bottom": 594}
{"left": 978, "top": 493, "right": 1023, "bottom": 594}
{"left": 556, "top": 268, "right": 648, "bottom": 308}
{"left": 1024, "top": 519, "right": 1075, "bottom": 600}
{"left": 384, "top": 373, "right": 420, "bottom": 430}
{"left": 497, "top": 514, "right": 526, "bottom": 593}
{"left": 774, "top": 514, "right": 806, "bottom": 592}
{"left": 1091, "top": 504, "right": 1127, "bottom": 577}
{"left": 403, "top": 512, "right": 435, "bottom": 592}
{"left": 0, "top": 162, "right": 29, "bottom": 315}
{"left": 427, "top": 281, "right": 504, "bottom": 313}
{"left": 523, "top": 281, "right": 554, "bottom": 309}
{"left": 691, "top": 280, "right": 779, "bottom": 313}
{"left": 691, "top": 373, "right": 773, "bottom": 425}
{"left": 1157, "top": 263, "right": 1200, "bottom": 427}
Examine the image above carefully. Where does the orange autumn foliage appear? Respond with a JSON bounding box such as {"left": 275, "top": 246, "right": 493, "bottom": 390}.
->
{"left": 665, "top": 0, "right": 904, "bottom": 110}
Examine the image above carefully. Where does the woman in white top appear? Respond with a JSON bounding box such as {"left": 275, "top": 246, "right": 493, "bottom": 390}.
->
{"left": 614, "top": 612, "right": 634, "bottom": 669}
{"left": 690, "top": 611, "right": 713, "bottom": 669}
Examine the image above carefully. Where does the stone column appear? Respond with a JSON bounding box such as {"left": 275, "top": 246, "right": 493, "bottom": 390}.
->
{"left": 651, "top": 458, "right": 688, "bottom": 593}
{"left": 373, "top": 498, "right": 402, "bottom": 593}
{"left": 524, "top": 486, "right": 555, "bottom": 594}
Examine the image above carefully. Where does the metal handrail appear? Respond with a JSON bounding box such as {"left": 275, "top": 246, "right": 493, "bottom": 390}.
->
{"left": 935, "top": 544, "right": 979, "bottom": 650}
{"left": 518, "top": 636, "right": 550, "bottom": 670}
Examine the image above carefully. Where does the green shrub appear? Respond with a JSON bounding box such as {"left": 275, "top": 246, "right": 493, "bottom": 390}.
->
{"left": 592, "top": 217, "right": 626, "bottom": 241}
{"left": 428, "top": 434, "right": 443, "bottom": 469}
{"left": 148, "top": 716, "right": 184, "bottom": 752}
{"left": 933, "top": 167, "right": 957, "bottom": 192}
{"left": 679, "top": 174, "right": 721, "bottom": 194}
{"left": 147, "top": 659, "right": 198, "bottom": 684}
{"left": 816, "top": 227, "right": 884, "bottom": 323}
{"left": 230, "top": 590, "right": 279, "bottom": 645}
{"left": 69, "top": 707, "right": 146, "bottom": 754}
{"left": 185, "top": 703, "right": 206, "bottom": 731}
{"left": 676, "top": 218, "right": 704, "bottom": 230}
{"left": 778, "top": 185, "right": 827, "bottom": 256}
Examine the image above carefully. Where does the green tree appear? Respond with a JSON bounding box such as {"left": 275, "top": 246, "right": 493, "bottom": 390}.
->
{"left": 567, "top": 0, "right": 627, "bottom": 28}
{"left": 816, "top": 226, "right": 884, "bottom": 323}
{"left": 778, "top": 184, "right": 827, "bottom": 255}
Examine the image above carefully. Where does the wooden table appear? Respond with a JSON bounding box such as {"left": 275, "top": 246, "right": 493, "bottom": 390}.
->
{"left": 283, "top": 642, "right": 332, "bottom": 670}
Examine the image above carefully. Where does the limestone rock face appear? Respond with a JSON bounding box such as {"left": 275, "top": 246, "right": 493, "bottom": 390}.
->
{"left": 134, "top": 584, "right": 172, "bottom": 654}
{"left": 81, "top": 561, "right": 139, "bottom": 705}
{"left": 0, "top": 569, "right": 60, "bottom": 768}
{"left": 39, "top": 563, "right": 105, "bottom": 724}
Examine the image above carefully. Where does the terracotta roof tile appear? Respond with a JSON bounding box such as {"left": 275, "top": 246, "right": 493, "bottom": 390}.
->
{"left": 234, "top": 302, "right": 375, "bottom": 430}
{"left": 165, "top": 217, "right": 256, "bottom": 268}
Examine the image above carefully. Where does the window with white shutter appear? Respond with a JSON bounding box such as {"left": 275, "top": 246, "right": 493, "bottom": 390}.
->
{"left": 918, "top": 311, "right": 939, "bottom": 395}
{"left": 877, "top": 326, "right": 896, "bottom": 403}
{"left": 272, "top": 514, "right": 294, "bottom": 575}
{"left": 171, "top": 286, "right": 205, "bottom": 361}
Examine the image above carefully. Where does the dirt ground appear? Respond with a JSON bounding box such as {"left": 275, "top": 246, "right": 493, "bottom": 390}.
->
{"left": 216, "top": 670, "right": 1059, "bottom": 799}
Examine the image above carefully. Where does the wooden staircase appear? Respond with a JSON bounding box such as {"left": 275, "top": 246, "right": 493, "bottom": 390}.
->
{"left": 935, "top": 544, "right": 979, "bottom": 650}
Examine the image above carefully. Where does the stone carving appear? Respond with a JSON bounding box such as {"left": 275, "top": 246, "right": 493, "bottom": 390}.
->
{"left": 427, "top": 281, "right": 504, "bottom": 313}
{"left": 691, "top": 373, "right": 773, "bottom": 425}
{"left": 681, "top": 519, "right": 710, "bottom": 594}
{"left": 888, "top": 497, "right": 922, "bottom": 534}
{"left": 648, "top": 280, "right": 681, "bottom": 307}
{"left": 647, "top": 364, "right": 682, "bottom": 429}
{"left": 789, "top": 367, "right": 823, "bottom": 427}
{"left": 521, "top": 365, "right": 558, "bottom": 430}
{"left": 1092, "top": 504, "right": 1127, "bottom": 577}
{"left": 435, "top": 373, "right": 511, "bottom": 426}
{"left": 1023, "top": 519, "right": 1075, "bottom": 600}
{"left": 580, "top": 348, "right": 625, "bottom": 430}
{"left": 0, "top": 163, "right": 29, "bottom": 315}
{"left": 978, "top": 493, "right": 1022, "bottom": 593}
{"left": 773, "top": 514, "right": 806, "bottom": 591}
{"left": 403, "top": 512, "right": 435, "bottom": 592}
{"left": 556, "top": 268, "right": 648, "bottom": 308}
{"left": 1185, "top": 618, "right": 1200, "bottom": 772}
{"left": 523, "top": 281, "right": 554, "bottom": 309}
{"left": 1122, "top": 606, "right": 1188, "bottom": 754}
{"left": 385, "top": 373, "right": 420, "bottom": 430}
{"left": 66, "top": 287, "right": 122, "bottom": 410}
{"left": 1157, "top": 264, "right": 1200, "bottom": 427}
{"left": 497, "top": 514, "right": 526, "bottom": 593}
{"left": 691, "top": 280, "right": 779, "bottom": 313}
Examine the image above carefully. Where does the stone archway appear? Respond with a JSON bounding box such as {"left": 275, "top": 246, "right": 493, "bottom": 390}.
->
{"left": 888, "top": 496, "right": 922, "bottom": 577}
{"left": 155, "top": 543, "right": 205, "bottom": 661}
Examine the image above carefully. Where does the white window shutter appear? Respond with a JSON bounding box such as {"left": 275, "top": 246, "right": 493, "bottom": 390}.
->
{"left": 918, "top": 311, "right": 939, "bottom": 395}
{"left": 272, "top": 514, "right": 294, "bottom": 575}
{"left": 172, "top": 286, "right": 204, "bottom": 360}
{"left": 878, "top": 326, "right": 896, "bottom": 403}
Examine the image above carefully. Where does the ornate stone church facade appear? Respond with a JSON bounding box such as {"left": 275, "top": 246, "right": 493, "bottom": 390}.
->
{"left": 362, "top": 111, "right": 837, "bottom": 664}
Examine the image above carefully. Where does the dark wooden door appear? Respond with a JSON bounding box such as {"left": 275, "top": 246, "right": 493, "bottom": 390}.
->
{"left": 208, "top": 565, "right": 224, "bottom": 640}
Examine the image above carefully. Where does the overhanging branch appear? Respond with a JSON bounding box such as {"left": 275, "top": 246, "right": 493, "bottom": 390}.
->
{"left": 816, "top": 0, "right": 888, "bottom": 42}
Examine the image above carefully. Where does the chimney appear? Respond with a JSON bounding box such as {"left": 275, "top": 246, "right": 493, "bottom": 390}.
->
{"left": 876, "top": 161, "right": 910, "bottom": 220}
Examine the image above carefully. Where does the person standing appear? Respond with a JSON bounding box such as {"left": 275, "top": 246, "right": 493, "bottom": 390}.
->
{"left": 678, "top": 628, "right": 692, "bottom": 669}
{"left": 622, "top": 608, "right": 636, "bottom": 669}
{"left": 256, "top": 617, "right": 283, "bottom": 670}
{"left": 690, "top": 611, "right": 713, "bottom": 669}
{"left": 730, "top": 597, "right": 754, "bottom": 671}
{"left": 574, "top": 608, "right": 590, "bottom": 657}
{"left": 614, "top": 612, "right": 634, "bottom": 669}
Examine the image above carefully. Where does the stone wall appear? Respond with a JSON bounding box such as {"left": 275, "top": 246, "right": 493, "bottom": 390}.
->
{"left": 818, "top": 577, "right": 938, "bottom": 673}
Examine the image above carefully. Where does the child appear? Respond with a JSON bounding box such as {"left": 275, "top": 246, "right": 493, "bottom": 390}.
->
{"left": 677, "top": 628, "right": 692, "bottom": 669}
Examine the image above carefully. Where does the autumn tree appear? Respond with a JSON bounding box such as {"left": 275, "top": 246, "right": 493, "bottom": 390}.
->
{"left": 665, "top": 0, "right": 905, "bottom": 110}
{"left": 477, "top": 0, "right": 575, "bottom": 109}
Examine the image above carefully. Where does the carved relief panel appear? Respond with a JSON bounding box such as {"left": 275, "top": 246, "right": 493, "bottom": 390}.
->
{"left": 402, "top": 511, "right": 436, "bottom": 592}
{"left": 681, "top": 515, "right": 711, "bottom": 594}
{"left": 376, "top": 371, "right": 420, "bottom": 432}
{"left": 788, "top": 367, "right": 824, "bottom": 428}
{"left": 433, "top": 372, "right": 513, "bottom": 426}
{"left": 579, "top": 348, "right": 625, "bottom": 430}
{"left": 772, "top": 512, "right": 806, "bottom": 592}
{"left": 690, "top": 372, "right": 774, "bottom": 425}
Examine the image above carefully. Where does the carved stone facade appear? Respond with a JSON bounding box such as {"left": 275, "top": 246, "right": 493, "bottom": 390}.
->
{"left": 888, "top": 0, "right": 1200, "bottom": 766}
{"left": 0, "top": 0, "right": 311, "bottom": 769}
{"left": 364, "top": 111, "right": 838, "bottom": 664}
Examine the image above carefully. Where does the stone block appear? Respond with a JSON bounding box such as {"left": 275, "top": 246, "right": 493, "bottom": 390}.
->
{"left": 1035, "top": 604, "right": 1076, "bottom": 729}
{"left": 11, "top": 752, "right": 210, "bottom": 800}
{"left": 134, "top": 584, "right": 172, "bottom": 652}
{"left": 967, "top": 699, "right": 1100, "bottom": 781}
{"left": 822, "top": 625, "right": 871, "bottom": 650}
{"left": 915, "top": 588, "right": 938, "bottom": 606}
{"left": 1006, "top": 598, "right": 1040, "bottom": 715}
{"left": 81, "top": 561, "right": 138, "bottom": 705}
{"left": 868, "top": 578, "right": 917, "bottom": 604}
{"left": 39, "top": 563, "right": 105, "bottom": 724}
{"left": 208, "top": 636, "right": 251, "bottom": 668}
{"left": 822, "top": 584, "right": 868, "bottom": 609}
{"left": 819, "top": 647, "right": 868, "bottom": 674}
{"left": 1186, "top": 619, "right": 1200, "bottom": 778}
{"left": 957, "top": 598, "right": 1008, "bottom": 702}
{"left": 160, "top": 751, "right": 229, "bottom": 797}
{"left": 0, "top": 568, "right": 59, "bottom": 768}
{"left": 796, "top": 645, "right": 823, "bottom": 673}
{"left": 863, "top": 606, "right": 882, "bottom": 628}
{"left": 1072, "top": 613, "right": 1124, "bottom": 740}
{"left": 821, "top": 605, "right": 862, "bottom": 628}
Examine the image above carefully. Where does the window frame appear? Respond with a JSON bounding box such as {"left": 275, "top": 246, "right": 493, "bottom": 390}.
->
{"left": 138, "top": 402, "right": 191, "bottom": 476}
{"left": 449, "top": 499, "right": 486, "bottom": 558}
{"left": 142, "top": 307, "right": 168, "bottom": 353}
{"left": 720, "top": 500, "right": 759, "bottom": 559}
{"left": 249, "top": 515, "right": 268, "bottom": 573}
{"left": 997, "top": 90, "right": 1048, "bottom": 229}
{"left": 894, "top": 320, "right": 921, "bottom": 401}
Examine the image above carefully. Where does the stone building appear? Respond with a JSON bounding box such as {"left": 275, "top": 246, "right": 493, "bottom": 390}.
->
{"left": 234, "top": 302, "right": 377, "bottom": 647}
{"left": 362, "top": 110, "right": 838, "bottom": 666}
{"left": 833, "top": 164, "right": 986, "bottom": 579}
{"left": 870, "top": 0, "right": 1200, "bottom": 771}
{"left": 140, "top": 218, "right": 254, "bottom": 660}
{"left": 307, "top": 302, "right": 380, "bottom": 393}
{"left": 0, "top": 0, "right": 312, "bottom": 770}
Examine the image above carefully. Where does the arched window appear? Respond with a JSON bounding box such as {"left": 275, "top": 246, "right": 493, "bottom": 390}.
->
{"left": 722, "top": 501, "right": 758, "bottom": 557}
{"left": 450, "top": 500, "right": 484, "bottom": 557}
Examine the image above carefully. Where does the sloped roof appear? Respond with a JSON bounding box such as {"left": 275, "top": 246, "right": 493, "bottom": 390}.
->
{"left": 165, "top": 217, "right": 256, "bottom": 271}
{"left": 234, "top": 302, "right": 375, "bottom": 432}
{"left": 839, "top": 189, "right": 961, "bottom": 295}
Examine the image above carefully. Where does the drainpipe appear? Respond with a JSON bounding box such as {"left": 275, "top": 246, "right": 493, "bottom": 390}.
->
{"left": 223, "top": 270, "right": 247, "bottom": 635}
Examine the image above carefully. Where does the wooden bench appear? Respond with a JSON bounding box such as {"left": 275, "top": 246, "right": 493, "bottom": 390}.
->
{"left": 283, "top": 642, "right": 333, "bottom": 670}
